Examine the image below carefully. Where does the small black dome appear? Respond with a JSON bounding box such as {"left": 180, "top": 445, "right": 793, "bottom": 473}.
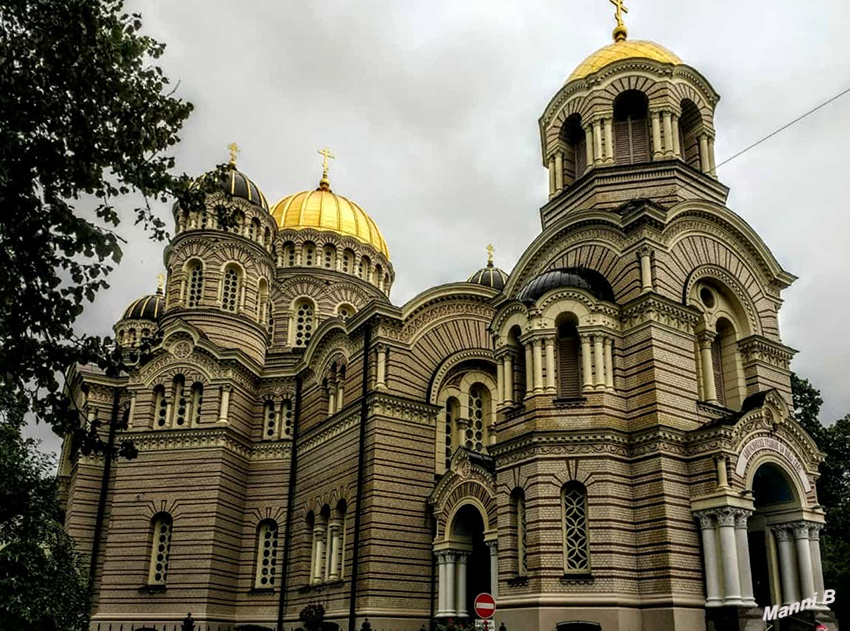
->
{"left": 195, "top": 167, "right": 269, "bottom": 211}
{"left": 122, "top": 292, "right": 164, "bottom": 321}
{"left": 516, "top": 267, "right": 615, "bottom": 303}
{"left": 467, "top": 262, "right": 509, "bottom": 290}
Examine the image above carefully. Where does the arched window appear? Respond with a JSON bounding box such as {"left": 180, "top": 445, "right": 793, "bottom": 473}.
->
{"left": 185, "top": 260, "right": 204, "bottom": 307}
{"left": 337, "top": 303, "right": 355, "bottom": 321}
{"left": 283, "top": 243, "right": 296, "bottom": 267}
{"left": 148, "top": 513, "right": 173, "bottom": 586}
{"left": 323, "top": 246, "right": 336, "bottom": 269}
{"left": 263, "top": 400, "right": 279, "bottom": 440}
{"left": 303, "top": 242, "right": 316, "bottom": 267}
{"left": 263, "top": 227, "right": 271, "bottom": 247}
{"left": 614, "top": 90, "right": 650, "bottom": 165}
{"left": 374, "top": 264, "right": 384, "bottom": 290}
{"left": 221, "top": 265, "right": 241, "bottom": 313}
{"left": 341, "top": 250, "right": 354, "bottom": 274}
{"left": 383, "top": 273, "right": 391, "bottom": 292}
{"left": 292, "top": 299, "right": 315, "bottom": 348}
{"left": 280, "top": 399, "right": 293, "bottom": 438}
{"left": 713, "top": 317, "right": 743, "bottom": 409}
{"left": 153, "top": 385, "right": 168, "bottom": 429}
{"left": 444, "top": 396, "right": 459, "bottom": 470}
{"left": 679, "top": 99, "right": 703, "bottom": 170}
{"left": 562, "top": 482, "right": 589, "bottom": 572}
{"left": 171, "top": 375, "right": 187, "bottom": 427}
{"left": 557, "top": 318, "right": 581, "bottom": 398}
{"left": 561, "top": 113, "right": 588, "bottom": 184}
{"left": 513, "top": 489, "right": 528, "bottom": 577}
{"left": 465, "top": 384, "right": 489, "bottom": 452}
{"left": 258, "top": 279, "right": 269, "bottom": 322}
{"left": 191, "top": 383, "right": 203, "bottom": 426}
{"left": 254, "top": 520, "right": 279, "bottom": 589}
{"left": 359, "top": 255, "right": 370, "bottom": 280}
{"left": 250, "top": 218, "right": 261, "bottom": 242}
{"left": 507, "top": 325, "right": 526, "bottom": 403}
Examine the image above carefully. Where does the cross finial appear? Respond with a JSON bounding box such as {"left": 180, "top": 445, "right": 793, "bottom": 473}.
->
{"left": 227, "top": 142, "right": 240, "bottom": 167}
{"left": 609, "top": 0, "right": 629, "bottom": 41}
{"left": 486, "top": 244, "right": 495, "bottom": 266}
{"left": 156, "top": 273, "right": 166, "bottom": 295}
{"left": 318, "top": 147, "right": 335, "bottom": 180}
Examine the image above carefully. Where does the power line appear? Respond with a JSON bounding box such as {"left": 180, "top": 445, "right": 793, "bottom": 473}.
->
{"left": 716, "top": 85, "right": 850, "bottom": 169}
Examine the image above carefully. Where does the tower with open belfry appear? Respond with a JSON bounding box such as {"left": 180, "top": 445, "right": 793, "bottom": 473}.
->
{"left": 60, "top": 6, "right": 838, "bottom": 631}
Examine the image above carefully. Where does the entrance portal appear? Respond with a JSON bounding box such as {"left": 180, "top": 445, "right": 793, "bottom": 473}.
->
{"left": 452, "top": 504, "right": 490, "bottom": 617}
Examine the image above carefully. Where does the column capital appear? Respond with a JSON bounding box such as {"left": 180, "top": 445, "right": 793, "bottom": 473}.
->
{"left": 791, "top": 521, "right": 812, "bottom": 540}
{"left": 716, "top": 507, "right": 737, "bottom": 527}
{"left": 485, "top": 540, "right": 498, "bottom": 552}
{"left": 636, "top": 246, "right": 653, "bottom": 260}
{"left": 808, "top": 523, "right": 823, "bottom": 541}
{"left": 770, "top": 525, "right": 792, "bottom": 542}
{"left": 697, "top": 330, "right": 717, "bottom": 348}
{"left": 733, "top": 508, "right": 753, "bottom": 529}
{"left": 694, "top": 509, "right": 717, "bottom": 530}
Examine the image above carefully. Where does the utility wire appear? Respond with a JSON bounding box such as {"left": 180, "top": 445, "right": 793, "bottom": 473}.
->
{"left": 716, "top": 85, "right": 850, "bottom": 169}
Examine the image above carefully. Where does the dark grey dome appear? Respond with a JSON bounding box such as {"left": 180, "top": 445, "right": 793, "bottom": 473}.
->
{"left": 194, "top": 166, "right": 269, "bottom": 211}
{"left": 122, "top": 291, "right": 164, "bottom": 321}
{"left": 467, "top": 262, "right": 509, "bottom": 290}
{"left": 516, "top": 267, "right": 615, "bottom": 303}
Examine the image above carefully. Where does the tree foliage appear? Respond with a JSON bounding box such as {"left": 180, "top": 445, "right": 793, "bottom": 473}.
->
{"left": 0, "top": 423, "right": 89, "bottom": 630}
{"left": 0, "top": 0, "right": 224, "bottom": 455}
{"left": 791, "top": 373, "right": 849, "bottom": 627}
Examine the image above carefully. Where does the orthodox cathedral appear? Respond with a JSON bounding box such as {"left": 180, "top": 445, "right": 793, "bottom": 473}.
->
{"left": 60, "top": 6, "right": 837, "bottom": 631}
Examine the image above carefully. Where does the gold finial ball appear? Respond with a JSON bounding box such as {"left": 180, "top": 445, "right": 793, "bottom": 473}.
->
{"left": 613, "top": 24, "right": 628, "bottom": 42}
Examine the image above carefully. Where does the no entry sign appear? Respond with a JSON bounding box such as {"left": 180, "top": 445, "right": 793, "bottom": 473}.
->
{"left": 474, "top": 592, "right": 496, "bottom": 619}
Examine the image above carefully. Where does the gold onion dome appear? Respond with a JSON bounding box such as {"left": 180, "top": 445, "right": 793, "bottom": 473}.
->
{"left": 567, "top": 39, "right": 682, "bottom": 83}
{"left": 270, "top": 153, "right": 389, "bottom": 258}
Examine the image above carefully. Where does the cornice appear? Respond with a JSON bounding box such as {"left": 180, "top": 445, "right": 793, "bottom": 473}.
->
{"left": 738, "top": 335, "right": 796, "bottom": 370}
{"left": 118, "top": 426, "right": 291, "bottom": 460}
{"left": 620, "top": 293, "right": 701, "bottom": 334}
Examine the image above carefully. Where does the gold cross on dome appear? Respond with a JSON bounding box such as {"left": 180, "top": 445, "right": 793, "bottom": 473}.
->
{"left": 227, "top": 142, "right": 240, "bottom": 166}
{"left": 486, "top": 244, "right": 495, "bottom": 265}
{"left": 157, "top": 273, "right": 166, "bottom": 294}
{"left": 318, "top": 147, "right": 335, "bottom": 179}
{"left": 610, "top": 0, "right": 629, "bottom": 28}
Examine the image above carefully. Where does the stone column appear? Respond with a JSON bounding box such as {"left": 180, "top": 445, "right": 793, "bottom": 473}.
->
{"left": 444, "top": 552, "right": 457, "bottom": 617}
{"left": 504, "top": 354, "right": 514, "bottom": 405}
{"left": 437, "top": 552, "right": 447, "bottom": 616}
{"left": 735, "top": 510, "right": 757, "bottom": 607}
{"left": 548, "top": 156, "right": 556, "bottom": 197}
{"left": 336, "top": 382, "right": 345, "bottom": 411}
{"left": 584, "top": 125, "right": 595, "bottom": 171}
{"left": 310, "top": 529, "right": 320, "bottom": 585}
{"left": 593, "top": 120, "right": 604, "bottom": 165}
{"left": 324, "top": 522, "right": 333, "bottom": 580}
{"left": 638, "top": 247, "right": 653, "bottom": 292}
{"left": 327, "top": 385, "right": 336, "bottom": 417}
{"left": 604, "top": 337, "right": 614, "bottom": 391}
{"left": 672, "top": 114, "right": 681, "bottom": 157}
{"left": 487, "top": 541, "right": 499, "bottom": 599}
{"left": 774, "top": 526, "right": 800, "bottom": 604}
{"left": 328, "top": 521, "right": 342, "bottom": 581}
{"left": 715, "top": 455, "right": 730, "bottom": 489}
{"left": 312, "top": 525, "right": 326, "bottom": 583}
{"left": 496, "top": 359, "right": 505, "bottom": 407}
{"left": 217, "top": 385, "right": 231, "bottom": 424}
{"left": 698, "top": 332, "right": 718, "bottom": 404}
{"left": 718, "top": 508, "right": 743, "bottom": 606}
{"left": 580, "top": 335, "right": 593, "bottom": 392}
{"left": 545, "top": 337, "right": 556, "bottom": 394}
{"left": 708, "top": 137, "right": 717, "bottom": 177}
{"left": 603, "top": 118, "right": 614, "bottom": 164}
{"left": 662, "top": 111, "right": 674, "bottom": 157}
{"left": 651, "top": 112, "right": 663, "bottom": 159}
{"left": 697, "top": 511, "right": 723, "bottom": 607}
{"left": 809, "top": 525, "right": 826, "bottom": 605}
{"left": 376, "top": 345, "right": 387, "bottom": 390}
{"left": 532, "top": 339, "right": 544, "bottom": 394}
{"left": 593, "top": 334, "right": 605, "bottom": 390}
{"left": 127, "top": 392, "right": 137, "bottom": 429}
{"left": 456, "top": 552, "right": 469, "bottom": 617}
{"left": 524, "top": 344, "right": 534, "bottom": 395}
{"left": 554, "top": 152, "right": 564, "bottom": 193}
{"left": 793, "top": 522, "right": 817, "bottom": 601}
{"left": 699, "top": 134, "right": 711, "bottom": 173}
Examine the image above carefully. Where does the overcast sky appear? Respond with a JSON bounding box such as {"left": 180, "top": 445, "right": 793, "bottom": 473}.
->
{"left": 27, "top": 0, "right": 850, "bottom": 453}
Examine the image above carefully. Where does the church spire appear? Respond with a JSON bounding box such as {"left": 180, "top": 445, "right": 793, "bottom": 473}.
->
{"left": 610, "top": 0, "right": 629, "bottom": 42}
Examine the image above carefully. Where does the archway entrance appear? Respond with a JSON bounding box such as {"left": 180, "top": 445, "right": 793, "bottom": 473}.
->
{"left": 436, "top": 503, "right": 491, "bottom": 619}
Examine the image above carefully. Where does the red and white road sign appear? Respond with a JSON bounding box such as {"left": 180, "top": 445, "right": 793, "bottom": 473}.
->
{"left": 474, "top": 592, "right": 496, "bottom": 619}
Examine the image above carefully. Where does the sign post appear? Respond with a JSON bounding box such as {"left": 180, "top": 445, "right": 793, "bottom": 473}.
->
{"left": 474, "top": 592, "right": 496, "bottom": 630}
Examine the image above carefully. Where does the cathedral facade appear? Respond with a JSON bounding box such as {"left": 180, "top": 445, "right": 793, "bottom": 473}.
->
{"left": 60, "top": 18, "right": 837, "bottom": 631}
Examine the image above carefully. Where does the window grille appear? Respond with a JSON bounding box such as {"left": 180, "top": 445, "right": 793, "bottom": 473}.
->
{"left": 254, "top": 521, "right": 279, "bottom": 589}
{"left": 563, "top": 484, "right": 589, "bottom": 571}
{"left": 222, "top": 267, "right": 239, "bottom": 312}
{"left": 148, "top": 514, "right": 173, "bottom": 585}
{"left": 187, "top": 263, "right": 203, "bottom": 307}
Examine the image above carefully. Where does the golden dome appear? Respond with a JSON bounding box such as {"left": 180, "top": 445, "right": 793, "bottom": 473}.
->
{"left": 271, "top": 180, "right": 389, "bottom": 258}
{"left": 567, "top": 40, "right": 682, "bottom": 83}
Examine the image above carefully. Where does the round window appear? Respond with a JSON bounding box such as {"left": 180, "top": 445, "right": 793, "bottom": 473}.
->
{"left": 700, "top": 286, "right": 716, "bottom": 309}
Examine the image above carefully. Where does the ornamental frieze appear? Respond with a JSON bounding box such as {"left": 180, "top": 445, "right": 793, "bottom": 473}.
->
{"left": 738, "top": 336, "right": 795, "bottom": 370}
{"left": 621, "top": 296, "right": 700, "bottom": 334}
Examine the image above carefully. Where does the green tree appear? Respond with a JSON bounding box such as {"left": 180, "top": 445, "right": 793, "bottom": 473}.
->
{"left": 0, "top": 423, "right": 89, "bottom": 630}
{"left": 791, "top": 373, "right": 849, "bottom": 627}
{"left": 0, "top": 0, "right": 231, "bottom": 456}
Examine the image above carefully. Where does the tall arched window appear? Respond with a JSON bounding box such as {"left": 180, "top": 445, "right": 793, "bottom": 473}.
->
{"left": 283, "top": 243, "right": 296, "bottom": 267}
{"left": 303, "top": 242, "right": 316, "bottom": 267}
{"left": 562, "top": 482, "right": 589, "bottom": 572}
{"left": 466, "top": 384, "right": 489, "bottom": 452}
{"left": 359, "top": 255, "right": 370, "bottom": 280}
{"left": 713, "top": 317, "right": 743, "bottom": 409}
{"left": 148, "top": 513, "right": 173, "bottom": 586}
{"left": 341, "top": 250, "right": 354, "bottom": 274}
{"left": 557, "top": 318, "right": 581, "bottom": 398}
{"left": 513, "top": 489, "right": 528, "bottom": 577}
{"left": 292, "top": 299, "right": 315, "bottom": 348}
{"left": 374, "top": 264, "right": 384, "bottom": 290}
{"left": 444, "top": 396, "right": 459, "bottom": 470}
{"left": 153, "top": 385, "right": 168, "bottom": 429}
{"left": 186, "top": 261, "right": 204, "bottom": 308}
{"left": 221, "top": 265, "right": 241, "bottom": 313}
{"left": 614, "top": 90, "right": 650, "bottom": 165}
{"left": 254, "top": 520, "right": 279, "bottom": 589}
{"left": 561, "top": 114, "right": 588, "bottom": 184}
{"left": 679, "top": 99, "right": 703, "bottom": 170}
{"left": 280, "top": 399, "right": 293, "bottom": 438}
{"left": 507, "top": 325, "right": 526, "bottom": 402}
{"left": 323, "top": 246, "right": 336, "bottom": 269}
{"left": 264, "top": 400, "right": 278, "bottom": 440}
{"left": 191, "top": 383, "right": 203, "bottom": 427}
{"left": 258, "top": 279, "right": 269, "bottom": 323}
{"left": 171, "top": 375, "right": 187, "bottom": 427}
